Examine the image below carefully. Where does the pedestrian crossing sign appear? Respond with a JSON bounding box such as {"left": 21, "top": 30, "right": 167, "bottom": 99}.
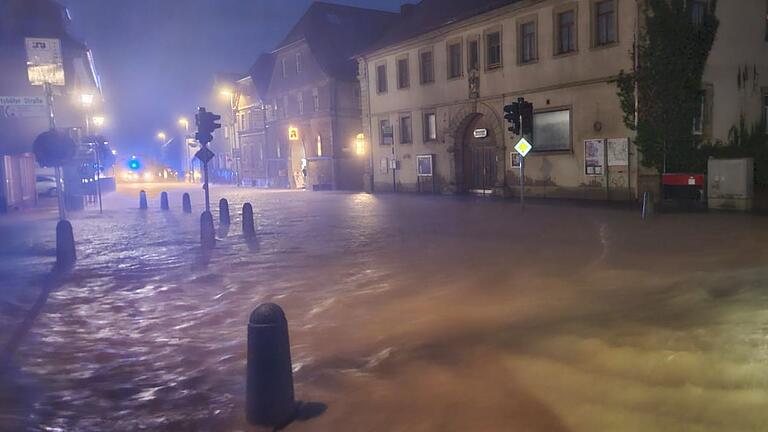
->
{"left": 515, "top": 137, "right": 532, "bottom": 157}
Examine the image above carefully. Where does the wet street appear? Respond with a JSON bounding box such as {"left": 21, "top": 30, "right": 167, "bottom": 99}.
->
{"left": 2, "top": 184, "right": 768, "bottom": 431}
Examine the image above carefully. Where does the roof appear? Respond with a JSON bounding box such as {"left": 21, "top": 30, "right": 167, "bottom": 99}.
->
{"left": 361, "top": 0, "right": 522, "bottom": 56}
{"left": 273, "top": 1, "right": 398, "bottom": 80}
{"left": 248, "top": 53, "right": 275, "bottom": 97}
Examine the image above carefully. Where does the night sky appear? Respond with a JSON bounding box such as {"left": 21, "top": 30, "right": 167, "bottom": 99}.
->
{"left": 61, "top": 0, "right": 411, "bottom": 155}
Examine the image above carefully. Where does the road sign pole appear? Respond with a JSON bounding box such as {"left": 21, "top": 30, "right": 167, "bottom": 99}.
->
{"left": 520, "top": 155, "right": 525, "bottom": 211}
{"left": 203, "top": 155, "right": 210, "bottom": 212}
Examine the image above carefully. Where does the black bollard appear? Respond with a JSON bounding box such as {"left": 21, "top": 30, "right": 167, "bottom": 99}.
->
{"left": 55, "top": 219, "right": 76, "bottom": 268}
{"left": 219, "top": 198, "right": 230, "bottom": 225}
{"left": 160, "top": 191, "right": 169, "bottom": 210}
{"left": 200, "top": 211, "right": 215, "bottom": 249}
{"left": 247, "top": 303, "right": 296, "bottom": 427}
{"left": 182, "top": 193, "right": 192, "bottom": 213}
{"left": 139, "top": 190, "right": 148, "bottom": 209}
{"left": 242, "top": 203, "right": 255, "bottom": 239}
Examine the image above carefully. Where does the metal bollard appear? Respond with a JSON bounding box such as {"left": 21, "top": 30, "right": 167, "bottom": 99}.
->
{"left": 200, "top": 211, "right": 215, "bottom": 249}
{"left": 139, "top": 190, "right": 148, "bottom": 209}
{"left": 219, "top": 198, "right": 230, "bottom": 225}
{"left": 56, "top": 219, "right": 76, "bottom": 268}
{"left": 160, "top": 191, "right": 169, "bottom": 210}
{"left": 247, "top": 303, "right": 296, "bottom": 427}
{"left": 242, "top": 203, "right": 255, "bottom": 239}
{"left": 182, "top": 193, "right": 192, "bottom": 213}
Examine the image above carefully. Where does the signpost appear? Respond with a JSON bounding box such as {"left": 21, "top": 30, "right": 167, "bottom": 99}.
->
{"left": 514, "top": 137, "right": 532, "bottom": 210}
{"left": 0, "top": 96, "right": 47, "bottom": 118}
{"left": 505, "top": 97, "right": 534, "bottom": 210}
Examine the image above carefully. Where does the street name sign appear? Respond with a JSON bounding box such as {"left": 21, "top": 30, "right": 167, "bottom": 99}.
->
{"left": 514, "top": 137, "right": 532, "bottom": 157}
{"left": 195, "top": 146, "right": 215, "bottom": 164}
{"left": 0, "top": 96, "right": 47, "bottom": 118}
{"left": 473, "top": 128, "right": 488, "bottom": 138}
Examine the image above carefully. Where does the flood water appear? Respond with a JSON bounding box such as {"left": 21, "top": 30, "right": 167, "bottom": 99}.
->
{"left": 2, "top": 184, "right": 768, "bottom": 431}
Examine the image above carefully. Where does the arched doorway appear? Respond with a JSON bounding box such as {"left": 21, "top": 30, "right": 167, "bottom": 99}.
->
{"left": 462, "top": 115, "right": 498, "bottom": 192}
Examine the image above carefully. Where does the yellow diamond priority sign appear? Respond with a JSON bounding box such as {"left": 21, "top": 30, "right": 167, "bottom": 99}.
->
{"left": 515, "top": 137, "right": 532, "bottom": 157}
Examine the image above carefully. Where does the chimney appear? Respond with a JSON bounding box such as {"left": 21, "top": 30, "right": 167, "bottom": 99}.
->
{"left": 400, "top": 3, "right": 416, "bottom": 16}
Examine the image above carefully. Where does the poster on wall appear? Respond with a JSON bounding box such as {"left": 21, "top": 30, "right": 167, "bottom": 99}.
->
{"left": 584, "top": 139, "right": 605, "bottom": 176}
{"left": 607, "top": 138, "right": 629, "bottom": 166}
{"left": 417, "top": 154, "right": 434, "bottom": 177}
{"left": 509, "top": 151, "right": 521, "bottom": 168}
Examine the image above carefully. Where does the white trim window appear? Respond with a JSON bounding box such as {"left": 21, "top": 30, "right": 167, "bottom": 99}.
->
{"left": 423, "top": 112, "right": 437, "bottom": 141}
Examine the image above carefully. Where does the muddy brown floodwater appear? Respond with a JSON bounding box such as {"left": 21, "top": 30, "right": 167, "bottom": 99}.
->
{"left": 2, "top": 184, "right": 768, "bottom": 431}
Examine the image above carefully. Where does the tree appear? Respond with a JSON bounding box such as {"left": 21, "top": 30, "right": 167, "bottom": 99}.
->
{"left": 616, "top": 0, "right": 719, "bottom": 173}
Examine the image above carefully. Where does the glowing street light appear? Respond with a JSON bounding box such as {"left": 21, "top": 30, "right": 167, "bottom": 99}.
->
{"left": 157, "top": 131, "right": 166, "bottom": 142}
{"left": 178, "top": 117, "right": 189, "bottom": 131}
{"left": 355, "top": 133, "right": 366, "bottom": 155}
{"left": 80, "top": 93, "right": 94, "bottom": 107}
{"left": 91, "top": 116, "right": 105, "bottom": 127}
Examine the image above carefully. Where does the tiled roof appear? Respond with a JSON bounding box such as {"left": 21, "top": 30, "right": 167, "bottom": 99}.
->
{"left": 273, "top": 1, "right": 398, "bottom": 80}
{"left": 361, "top": 0, "right": 522, "bottom": 56}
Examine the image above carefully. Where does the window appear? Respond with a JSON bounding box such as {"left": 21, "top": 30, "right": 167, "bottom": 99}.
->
{"left": 316, "top": 135, "right": 323, "bottom": 156}
{"left": 520, "top": 21, "right": 537, "bottom": 63}
{"left": 468, "top": 39, "right": 479, "bottom": 72}
{"left": 533, "top": 109, "right": 571, "bottom": 152}
{"left": 595, "top": 0, "right": 616, "bottom": 46}
{"left": 486, "top": 31, "right": 502, "bottom": 69}
{"left": 312, "top": 88, "right": 319, "bottom": 111}
{"left": 376, "top": 63, "right": 388, "bottom": 94}
{"left": 397, "top": 57, "right": 410, "bottom": 89}
{"left": 273, "top": 99, "right": 279, "bottom": 119}
{"left": 693, "top": 91, "right": 705, "bottom": 135}
{"left": 557, "top": 10, "right": 577, "bottom": 54}
{"left": 297, "top": 92, "right": 304, "bottom": 115}
{"left": 281, "top": 58, "right": 287, "bottom": 78}
{"left": 380, "top": 119, "right": 394, "bottom": 145}
{"left": 423, "top": 112, "right": 437, "bottom": 141}
{"left": 447, "top": 42, "right": 462, "bottom": 79}
{"left": 296, "top": 53, "right": 302, "bottom": 73}
{"left": 282, "top": 95, "right": 289, "bottom": 117}
{"left": 420, "top": 49, "right": 434, "bottom": 84}
{"left": 691, "top": 0, "right": 706, "bottom": 25}
{"left": 400, "top": 114, "right": 412, "bottom": 144}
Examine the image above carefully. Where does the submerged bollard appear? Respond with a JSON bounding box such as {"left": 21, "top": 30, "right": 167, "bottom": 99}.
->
{"left": 182, "top": 193, "right": 192, "bottom": 213}
{"left": 200, "top": 211, "right": 215, "bottom": 249}
{"left": 160, "top": 191, "right": 169, "bottom": 210}
{"left": 139, "top": 190, "right": 148, "bottom": 209}
{"left": 242, "top": 203, "right": 255, "bottom": 238}
{"left": 56, "top": 219, "right": 76, "bottom": 268}
{"left": 219, "top": 198, "right": 230, "bottom": 225}
{"left": 247, "top": 303, "right": 295, "bottom": 427}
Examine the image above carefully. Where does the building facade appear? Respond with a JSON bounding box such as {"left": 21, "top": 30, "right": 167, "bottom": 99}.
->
{"left": 0, "top": 0, "right": 102, "bottom": 211}
{"left": 357, "top": 0, "right": 768, "bottom": 200}
{"left": 251, "top": 2, "right": 397, "bottom": 191}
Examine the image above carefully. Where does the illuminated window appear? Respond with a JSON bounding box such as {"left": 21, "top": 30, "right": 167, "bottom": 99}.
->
{"left": 423, "top": 112, "right": 437, "bottom": 141}
{"left": 316, "top": 135, "right": 323, "bottom": 156}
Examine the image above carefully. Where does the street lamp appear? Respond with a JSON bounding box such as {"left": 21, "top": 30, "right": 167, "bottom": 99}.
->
{"left": 355, "top": 133, "right": 366, "bottom": 156}
{"left": 91, "top": 116, "right": 105, "bottom": 128}
{"left": 80, "top": 93, "right": 94, "bottom": 107}
{"left": 157, "top": 131, "right": 167, "bottom": 142}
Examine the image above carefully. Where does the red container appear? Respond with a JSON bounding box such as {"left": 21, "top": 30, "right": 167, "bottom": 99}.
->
{"left": 662, "top": 173, "right": 705, "bottom": 187}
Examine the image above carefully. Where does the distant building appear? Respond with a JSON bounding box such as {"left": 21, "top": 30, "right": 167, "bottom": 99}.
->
{"left": 0, "top": 0, "right": 101, "bottom": 211}
{"left": 356, "top": 0, "right": 768, "bottom": 199}
{"left": 244, "top": 1, "right": 398, "bottom": 191}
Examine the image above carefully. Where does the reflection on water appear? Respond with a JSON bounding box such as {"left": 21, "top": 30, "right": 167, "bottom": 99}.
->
{"left": 2, "top": 186, "right": 768, "bottom": 431}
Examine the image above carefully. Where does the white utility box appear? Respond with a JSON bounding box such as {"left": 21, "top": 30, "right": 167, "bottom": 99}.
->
{"left": 707, "top": 158, "right": 753, "bottom": 211}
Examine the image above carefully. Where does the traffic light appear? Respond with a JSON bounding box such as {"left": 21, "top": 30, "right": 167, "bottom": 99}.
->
{"left": 520, "top": 101, "right": 534, "bottom": 138}
{"left": 128, "top": 157, "right": 141, "bottom": 170}
{"left": 195, "top": 107, "right": 222, "bottom": 144}
{"left": 504, "top": 103, "right": 520, "bottom": 135}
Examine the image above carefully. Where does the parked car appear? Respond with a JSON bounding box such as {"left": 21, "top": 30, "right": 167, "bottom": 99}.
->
{"left": 36, "top": 175, "right": 58, "bottom": 196}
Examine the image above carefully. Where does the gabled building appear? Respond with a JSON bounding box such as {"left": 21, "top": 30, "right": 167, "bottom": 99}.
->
{"left": 356, "top": 0, "right": 768, "bottom": 199}
{"left": 253, "top": 1, "right": 398, "bottom": 191}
